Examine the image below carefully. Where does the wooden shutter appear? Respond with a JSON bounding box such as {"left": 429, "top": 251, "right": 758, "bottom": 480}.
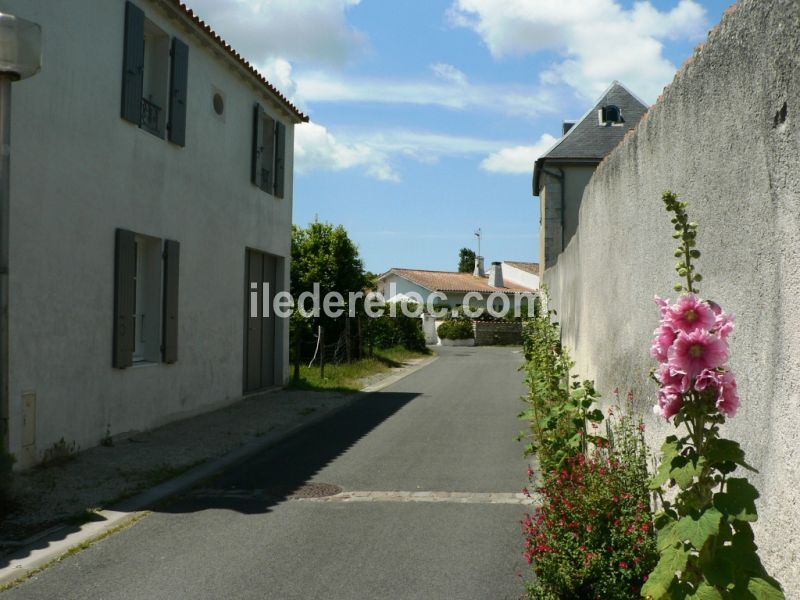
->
{"left": 113, "top": 229, "right": 136, "bottom": 368}
{"left": 121, "top": 1, "right": 145, "bottom": 125}
{"left": 168, "top": 38, "right": 189, "bottom": 146}
{"left": 251, "top": 104, "right": 265, "bottom": 188}
{"left": 161, "top": 239, "right": 180, "bottom": 363}
{"left": 262, "top": 115, "right": 276, "bottom": 193}
{"left": 274, "top": 121, "right": 286, "bottom": 198}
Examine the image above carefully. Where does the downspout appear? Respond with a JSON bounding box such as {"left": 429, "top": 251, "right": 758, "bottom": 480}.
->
{"left": 542, "top": 167, "right": 566, "bottom": 253}
{"left": 0, "top": 75, "right": 9, "bottom": 446}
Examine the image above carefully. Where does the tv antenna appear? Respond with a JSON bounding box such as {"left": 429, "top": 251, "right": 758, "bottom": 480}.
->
{"left": 474, "top": 228, "right": 482, "bottom": 256}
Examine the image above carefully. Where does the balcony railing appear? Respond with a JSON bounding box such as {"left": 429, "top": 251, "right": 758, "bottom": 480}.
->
{"left": 140, "top": 97, "right": 162, "bottom": 136}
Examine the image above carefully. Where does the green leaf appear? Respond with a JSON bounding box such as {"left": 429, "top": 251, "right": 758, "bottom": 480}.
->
{"left": 641, "top": 544, "right": 690, "bottom": 599}
{"left": 585, "top": 408, "right": 604, "bottom": 423}
{"left": 688, "top": 583, "right": 723, "bottom": 600}
{"left": 650, "top": 438, "right": 682, "bottom": 489}
{"left": 673, "top": 508, "right": 723, "bottom": 549}
{"left": 705, "top": 438, "right": 757, "bottom": 473}
{"left": 743, "top": 578, "right": 785, "bottom": 599}
{"left": 670, "top": 454, "right": 706, "bottom": 490}
{"left": 714, "top": 478, "right": 760, "bottom": 522}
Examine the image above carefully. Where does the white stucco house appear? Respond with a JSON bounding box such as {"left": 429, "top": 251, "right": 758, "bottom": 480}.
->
{"left": 0, "top": 0, "right": 307, "bottom": 468}
{"left": 378, "top": 258, "right": 539, "bottom": 311}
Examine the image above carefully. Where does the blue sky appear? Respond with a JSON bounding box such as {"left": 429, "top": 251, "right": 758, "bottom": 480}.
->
{"left": 185, "top": 0, "right": 733, "bottom": 274}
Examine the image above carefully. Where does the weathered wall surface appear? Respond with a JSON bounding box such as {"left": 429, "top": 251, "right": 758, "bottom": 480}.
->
{"left": 544, "top": 0, "right": 800, "bottom": 592}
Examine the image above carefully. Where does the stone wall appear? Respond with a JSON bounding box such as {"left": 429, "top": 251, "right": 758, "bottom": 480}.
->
{"left": 543, "top": 0, "right": 800, "bottom": 592}
{"left": 473, "top": 322, "right": 522, "bottom": 346}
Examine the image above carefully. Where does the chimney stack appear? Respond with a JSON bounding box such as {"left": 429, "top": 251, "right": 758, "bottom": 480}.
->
{"left": 473, "top": 256, "right": 485, "bottom": 277}
{"left": 488, "top": 261, "right": 504, "bottom": 288}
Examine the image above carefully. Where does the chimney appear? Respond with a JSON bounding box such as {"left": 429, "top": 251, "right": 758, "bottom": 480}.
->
{"left": 488, "top": 261, "right": 504, "bottom": 288}
{"left": 473, "top": 256, "right": 485, "bottom": 277}
{"left": 562, "top": 121, "right": 575, "bottom": 136}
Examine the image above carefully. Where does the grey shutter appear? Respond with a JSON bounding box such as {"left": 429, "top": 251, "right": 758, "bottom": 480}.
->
{"left": 262, "top": 115, "right": 276, "bottom": 193}
{"left": 161, "top": 239, "right": 180, "bottom": 363}
{"left": 251, "top": 104, "right": 265, "bottom": 188}
{"left": 168, "top": 38, "right": 189, "bottom": 147}
{"left": 121, "top": 1, "right": 145, "bottom": 124}
{"left": 274, "top": 121, "right": 286, "bottom": 198}
{"left": 113, "top": 229, "right": 136, "bottom": 368}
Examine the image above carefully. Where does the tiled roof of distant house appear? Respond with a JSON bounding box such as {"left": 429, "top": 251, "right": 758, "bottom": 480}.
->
{"left": 386, "top": 269, "right": 537, "bottom": 294}
{"left": 533, "top": 81, "right": 647, "bottom": 194}
{"left": 504, "top": 261, "right": 540, "bottom": 275}
{"left": 164, "top": 0, "right": 308, "bottom": 123}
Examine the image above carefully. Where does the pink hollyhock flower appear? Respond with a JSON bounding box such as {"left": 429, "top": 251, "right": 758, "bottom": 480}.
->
{"left": 717, "top": 370, "right": 740, "bottom": 417}
{"left": 668, "top": 330, "right": 729, "bottom": 379}
{"left": 715, "top": 311, "right": 735, "bottom": 339}
{"left": 650, "top": 325, "right": 677, "bottom": 363}
{"left": 667, "top": 294, "right": 716, "bottom": 333}
{"left": 657, "top": 363, "right": 688, "bottom": 391}
{"left": 654, "top": 296, "right": 671, "bottom": 317}
{"left": 656, "top": 385, "right": 684, "bottom": 420}
{"left": 694, "top": 368, "right": 722, "bottom": 393}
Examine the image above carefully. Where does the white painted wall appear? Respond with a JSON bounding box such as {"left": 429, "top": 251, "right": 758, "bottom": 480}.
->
{"left": 502, "top": 263, "right": 539, "bottom": 290}
{"left": 0, "top": 0, "right": 297, "bottom": 467}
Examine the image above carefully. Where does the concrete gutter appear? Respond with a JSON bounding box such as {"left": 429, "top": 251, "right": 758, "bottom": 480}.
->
{"left": 0, "top": 353, "right": 437, "bottom": 589}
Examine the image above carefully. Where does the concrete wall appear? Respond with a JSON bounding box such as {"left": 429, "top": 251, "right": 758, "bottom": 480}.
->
{"left": 543, "top": 0, "right": 800, "bottom": 591}
{"left": 1, "top": 0, "right": 297, "bottom": 467}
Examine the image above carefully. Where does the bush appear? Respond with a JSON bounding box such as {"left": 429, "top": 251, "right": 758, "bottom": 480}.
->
{"left": 523, "top": 411, "right": 657, "bottom": 599}
{"left": 364, "top": 307, "right": 427, "bottom": 353}
{"left": 437, "top": 317, "right": 474, "bottom": 340}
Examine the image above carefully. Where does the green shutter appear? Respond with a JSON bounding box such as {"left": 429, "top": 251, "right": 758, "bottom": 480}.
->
{"left": 113, "top": 229, "right": 136, "bottom": 368}
{"left": 161, "top": 239, "right": 180, "bottom": 363}
{"left": 274, "top": 121, "right": 286, "bottom": 198}
{"left": 168, "top": 38, "right": 189, "bottom": 147}
{"left": 120, "top": 2, "right": 145, "bottom": 124}
{"left": 262, "top": 114, "right": 276, "bottom": 193}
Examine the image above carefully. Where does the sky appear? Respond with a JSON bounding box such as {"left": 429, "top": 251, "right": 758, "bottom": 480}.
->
{"left": 183, "top": 0, "right": 733, "bottom": 274}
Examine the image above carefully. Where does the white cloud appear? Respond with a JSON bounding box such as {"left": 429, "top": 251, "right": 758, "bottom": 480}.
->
{"left": 182, "top": 0, "right": 366, "bottom": 66}
{"left": 295, "top": 123, "right": 534, "bottom": 182}
{"left": 479, "top": 134, "right": 558, "bottom": 174}
{"left": 295, "top": 122, "right": 400, "bottom": 182}
{"left": 430, "top": 62, "right": 468, "bottom": 86}
{"left": 448, "top": 0, "right": 707, "bottom": 102}
{"left": 295, "top": 71, "right": 556, "bottom": 118}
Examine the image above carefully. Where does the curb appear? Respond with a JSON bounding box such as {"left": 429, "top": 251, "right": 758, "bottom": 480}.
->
{"left": 0, "top": 353, "right": 438, "bottom": 589}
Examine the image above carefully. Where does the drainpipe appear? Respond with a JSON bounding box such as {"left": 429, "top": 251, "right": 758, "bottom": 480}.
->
{"left": 0, "top": 14, "right": 42, "bottom": 449}
{"left": 542, "top": 166, "right": 566, "bottom": 254}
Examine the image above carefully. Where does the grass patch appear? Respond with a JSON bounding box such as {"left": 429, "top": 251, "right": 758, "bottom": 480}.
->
{"left": 288, "top": 346, "right": 430, "bottom": 393}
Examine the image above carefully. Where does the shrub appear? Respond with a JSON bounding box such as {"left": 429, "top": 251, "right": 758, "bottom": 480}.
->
{"left": 523, "top": 409, "right": 657, "bottom": 600}
{"left": 437, "top": 317, "right": 474, "bottom": 340}
{"left": 364, "top": 308, "right": 427, "bottom": 353}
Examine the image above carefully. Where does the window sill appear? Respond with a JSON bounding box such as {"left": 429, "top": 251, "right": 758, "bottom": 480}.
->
{"left": 131, "top": 360, "right": 160, "bottom": 368}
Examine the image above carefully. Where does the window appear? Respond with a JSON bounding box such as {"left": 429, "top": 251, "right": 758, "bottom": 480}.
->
{"left": 599, "top": 104, "right": 624, "bottom": 125}
{"left": 251, "top": 103, "right": 287, "bottom": 198}
{"left": 113, "top": 229, "right": 180, "bottom": 368}
{"left": 121, "top": 2, "right": 189, "bottom": 145}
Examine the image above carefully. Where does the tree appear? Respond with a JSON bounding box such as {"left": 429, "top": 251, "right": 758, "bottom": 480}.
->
{"left": 458, "top": 247, "right": 476, "bottom": 272}
{"left": 291, "top": 220, "right": 367, "bottom": 335}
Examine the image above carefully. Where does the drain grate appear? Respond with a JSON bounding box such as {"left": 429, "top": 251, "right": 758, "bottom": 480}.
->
{"left": 286, "top": 482, "right": 342, "bottom": 499}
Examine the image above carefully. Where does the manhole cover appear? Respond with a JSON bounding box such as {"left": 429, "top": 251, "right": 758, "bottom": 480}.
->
{"left": 286, "top": 482, "right": 342, "bottom": 499}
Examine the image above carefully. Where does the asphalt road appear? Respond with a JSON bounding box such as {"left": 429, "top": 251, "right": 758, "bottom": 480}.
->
{"left": 4, "top": 346, "right": 532, "bottom": 600}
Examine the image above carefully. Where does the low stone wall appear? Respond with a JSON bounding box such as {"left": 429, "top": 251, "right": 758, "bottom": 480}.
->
{"left": 473, "top": 321, "right": 522, "bottom": 346}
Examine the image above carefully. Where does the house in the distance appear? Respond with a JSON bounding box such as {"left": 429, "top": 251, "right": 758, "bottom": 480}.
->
{"left": 534, "top": 81, "right": 648, "bottom": 273}
{"left": 378, "top": 258, "right": 538, "bottom": 312}
{"left": 0, "top": 0, "right": 307, "bottom": 467}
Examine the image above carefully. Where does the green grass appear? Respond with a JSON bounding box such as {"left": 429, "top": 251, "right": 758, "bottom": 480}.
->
{"left": 287, "top": 346, "right": 430, "bottom": 393}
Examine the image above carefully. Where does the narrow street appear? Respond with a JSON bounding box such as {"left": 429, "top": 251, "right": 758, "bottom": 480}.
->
{"left": 3, "top": 347, "right": 531, "bottom": 600}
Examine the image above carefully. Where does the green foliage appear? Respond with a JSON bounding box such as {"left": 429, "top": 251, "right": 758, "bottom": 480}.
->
{"left": 436, "top": 317, "right": 474, "bottom": 340}
{"left": 363, "top": 305, "right": 428, "bottom": 352}
{"left": 663, "top": 191, "right": 702, "bottom": 294}
{"left": 40, "top": 437, "right": 78, "bottom": 468}
{"left": 458, "top": 247, "right": 476, "bottom": 273}
{"left": 525, "top": 410, "right": 658, "bottom": 599}
{"left": 518, "top": 293, "right": 603, "bottom": 472}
